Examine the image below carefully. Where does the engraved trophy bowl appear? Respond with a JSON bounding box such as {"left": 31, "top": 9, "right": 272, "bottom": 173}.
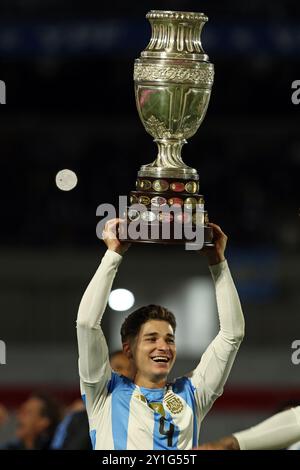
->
{"left": 122, "top": 11, "right": 215, "bottom": 247}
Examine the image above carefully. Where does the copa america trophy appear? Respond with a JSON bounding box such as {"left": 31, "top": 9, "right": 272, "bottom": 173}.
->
{"left": 122, "top": 10, "right": 214, "bottom": 247}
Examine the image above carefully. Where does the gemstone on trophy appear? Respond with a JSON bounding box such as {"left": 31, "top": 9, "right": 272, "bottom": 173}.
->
{"left": 130, "top": 194, "right": 139, "bottom": 204}
{"left": 196, "top": 203, "right": 204, "bottom": 212}
{"left": 170, "top": 182, "right": 185, "bottom": 192}
{"left": 138, "top": 179, "right": 152, "bottom": 190}
{"left": 158, "top": 213, "right": 174, "bottom": 223}
{"left": 185, "top": 181, "right": 198, "bottom": 194}
{"left": 139, "top": 195, "right": 151, "bottom": 206}
{"left": 198, "top": 197, "right": 205, "bottom": 209}
{"left": 168, "top": 197, "right": 183, "bottom": 207}
{"left": 175, "top": 213, "right": 192, "bottom": 223}
{"left": 151, "top": 196, "right": 167, "bottom": 207}
{"left": 192, "top": 212, "right": 205, "bottom": 225}
{"left": 128, "top": 209, "right": 140, "bottom": 221}
{"left": 184, "top": 197, "right": 198, "bottom": 209}
{"left": 141, "top": 211, "right": 156, "bottom": 222}
{"left": 152, "top": 179, "right": 169, "bottom": 192}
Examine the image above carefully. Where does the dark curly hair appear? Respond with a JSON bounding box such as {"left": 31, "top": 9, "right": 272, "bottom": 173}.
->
{"left": 120, "top": 304, "right": 176, "bottom": 343}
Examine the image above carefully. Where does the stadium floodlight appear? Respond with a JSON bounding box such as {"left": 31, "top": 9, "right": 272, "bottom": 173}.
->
{"left": 108, "top": 289, "right": 135, "bottom": 312}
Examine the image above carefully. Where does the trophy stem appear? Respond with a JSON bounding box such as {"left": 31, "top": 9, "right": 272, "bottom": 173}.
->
{"left": 139, "top": 138, "right": 198, "bottom": 179}
{"left": 154, "top": 139, "right": 188, "bottom": 168}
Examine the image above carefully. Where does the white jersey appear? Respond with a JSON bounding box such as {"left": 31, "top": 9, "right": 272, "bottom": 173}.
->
{"left": 77, "top": 250, "right": 244, "bottom": 450}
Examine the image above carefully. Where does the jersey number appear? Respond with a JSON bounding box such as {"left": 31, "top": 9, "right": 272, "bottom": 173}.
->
{"left": 159, "top": 417, "right": 175, "bottom": 447}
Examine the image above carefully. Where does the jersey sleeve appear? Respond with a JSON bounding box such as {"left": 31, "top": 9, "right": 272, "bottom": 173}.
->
{"left": 234, "top": 406, "right": 300, "bottom": 450}
{"left": 76, "top": 249, "right": 123, "bottom": 419}
{"left": 188, "top": 260, "right": 245, "bottom": 420}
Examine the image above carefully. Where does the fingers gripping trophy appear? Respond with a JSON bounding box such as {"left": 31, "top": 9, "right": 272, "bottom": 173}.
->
{"left": 122, "top": 10, "right": 214, "bottom": 248}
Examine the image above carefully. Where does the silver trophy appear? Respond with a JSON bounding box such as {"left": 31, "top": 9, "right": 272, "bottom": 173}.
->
{"left": 124, "top": 11, "right": 214, "bottom": 246}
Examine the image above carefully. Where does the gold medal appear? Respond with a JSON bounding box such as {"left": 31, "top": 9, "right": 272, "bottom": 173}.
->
{"left": 130, "top": 194, "right": 139, "bottom": 204}
{"left": 192, "top": 212, "right": 204, "bottom": 225}
{"left": 164, "top": 392, "right": 184, "bottom": 415}
{"left": 149, "top": 402, "right": 166, "bottom": 417}
{"left": 128, "top": 209, "right": 140, "bottom": 221}
{"left": 159, "top": 213, "right": 174, "bottom": 223}
{"left": 175, "top": 213, "right": 191, "bottom": 223}
{"left": 138, "top": 394, "right": 147, "bottom": 404}
{"left": 135, "top": 389, "right": 182, "bottom": 418}
{"left": 185, "top": 181, "right": 198, "bottom": 193}
{"left": 151, "top": 196, "right": 167, "bottom": 207}
{"left": 138, "top": 179, "right": 152, "bottom": 190}
{"left": 139, "top": 195, "right": 151, "bottom": 206}
{"left": 152, "top": 179, "right": 169, "bottom": 192}
{"left": 141, "top": 211, "right": 156, "bottom": 222}
{"left": 198, "top": 197, "right": 205, "bottom": 209}
{"left": 170, "top": 182, "right": 185, "bottom": 192}
{"left": 184, "top": 197, "right": 198, "bottom": 209}
{"left": 168, "top": 197, "right": 183, "bottom": 207}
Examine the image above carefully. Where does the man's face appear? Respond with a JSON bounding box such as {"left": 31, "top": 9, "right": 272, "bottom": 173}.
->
{"left": 130, "top": 320, "right": 176, "bottom": 383}
{"left": 16, "top": 398, "right": 49, "bottom": 442}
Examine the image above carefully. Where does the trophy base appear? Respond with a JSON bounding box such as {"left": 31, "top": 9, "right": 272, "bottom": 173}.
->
{"left": 122, "top": 174, "right": 213, "bottom": 249}
{"left": 121, "top": 224, "right": 213, "bottom": 249}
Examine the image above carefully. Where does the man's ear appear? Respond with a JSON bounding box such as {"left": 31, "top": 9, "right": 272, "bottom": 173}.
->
{"left": 122, "top": 342, "right": 133, "bottom": 359}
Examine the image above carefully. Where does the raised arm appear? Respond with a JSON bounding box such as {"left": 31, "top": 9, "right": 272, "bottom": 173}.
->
{"left": 189, "top": 223, "right": 245, "bottom": 418}
{"left": 234, "top": 406, "right": 300, "bottom": 450}
{"left": 197, "top": 406, "right": 300, "bottom": 450}
{"left": 76, "top": 219, "right": 130, "bottom": 413}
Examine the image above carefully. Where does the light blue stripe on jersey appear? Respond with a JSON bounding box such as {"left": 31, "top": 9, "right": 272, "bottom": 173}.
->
{"left": 153, "top": 411, "right": 179, "bottom": 450}
{"left": 90, "top": 429, "right": 96, "bottom": 450}
{"left": 82, "top": 394, "right": 96, "bottom": 449}
{"left": 140, "top": 386, "right": 179, "bottom": 450}
{"left": 50, "top": 413, "right": 73, "bottom": 449}
{"left": 173, "top": 377, "right": 198, "bottom": 447}
{"left": 108, "top": 372, "right": 135, "bottom": 450}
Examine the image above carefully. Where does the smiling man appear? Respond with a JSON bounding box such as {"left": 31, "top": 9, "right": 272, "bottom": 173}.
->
{"left": 76, "top": 219, "right": 245, "bottom": 450}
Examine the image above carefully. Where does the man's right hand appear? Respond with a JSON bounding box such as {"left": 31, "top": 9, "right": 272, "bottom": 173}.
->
{"left": 198, "top": 222, "right": 227, "bottom": 266}
{"left": 102, "top": 218, "right": 131, "bottom": 256}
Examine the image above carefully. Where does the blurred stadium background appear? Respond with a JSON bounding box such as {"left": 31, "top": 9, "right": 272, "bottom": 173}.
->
{"left": 0, "top": 0, "right": 300, "bottom": 446}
